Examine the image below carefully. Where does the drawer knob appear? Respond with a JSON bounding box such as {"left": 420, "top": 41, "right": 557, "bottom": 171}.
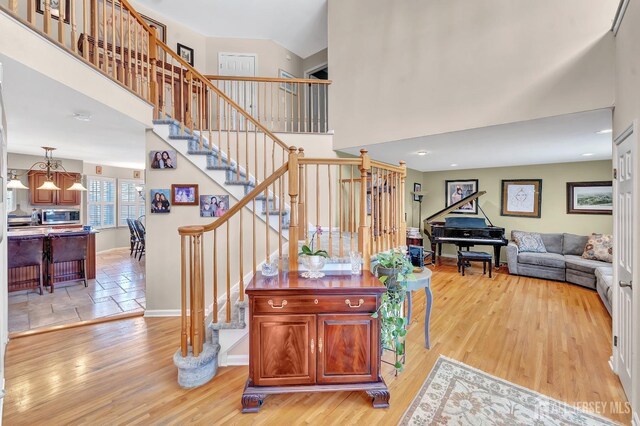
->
{"left": 314, "top": 299, "right": 318, "bottom": 304}
{"left": 268, "top": 299, "right": 287, "bottom": 309}
{"left": 345, "top": 298, "right": 364, "bottom": 308}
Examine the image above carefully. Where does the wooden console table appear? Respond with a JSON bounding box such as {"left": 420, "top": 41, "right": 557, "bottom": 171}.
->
{"left": 242, "top": 271, "right": 389, "bottom": 413}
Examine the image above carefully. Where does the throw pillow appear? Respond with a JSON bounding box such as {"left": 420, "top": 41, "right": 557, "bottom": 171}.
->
{"left": 512, "top": 231, "right": 547, "bottom": 253}
{"left": 582, "top": 233, "right": 613, "bottom": 263}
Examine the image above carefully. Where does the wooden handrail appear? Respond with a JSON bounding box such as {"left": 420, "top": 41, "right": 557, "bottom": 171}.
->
{"left": 206, "top": 75, "right": 332, "bottom": 85}
{"left": 370, "top": 160, "right": 406, "bottom": 174}
{"left": 153, "top": 39, "right": 289, "bottom": 151}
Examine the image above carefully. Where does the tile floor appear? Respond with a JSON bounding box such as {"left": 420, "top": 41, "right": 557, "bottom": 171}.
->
{"left": 8, "top": 248, "right": 145, "bottom": 333}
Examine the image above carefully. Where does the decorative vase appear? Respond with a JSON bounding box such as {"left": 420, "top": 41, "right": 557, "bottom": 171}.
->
{"left": 375, "top": 266, "right": 401, "bottom": 289}
{"left": 301, "top": 255, "right": 326, "bottom": 279}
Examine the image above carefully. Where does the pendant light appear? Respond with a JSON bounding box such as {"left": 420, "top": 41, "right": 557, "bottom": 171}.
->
{"left": 6, "top": 171, "right": 29, "bottom": 190}
{"left": 8, "top": 147, "right": 87, "bottom": 191}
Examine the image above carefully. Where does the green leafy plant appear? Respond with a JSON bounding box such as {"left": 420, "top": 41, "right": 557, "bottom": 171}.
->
{"left": 299, "top": 225, "right": 329, "bottom": 258}
{"left": 372, "top": 248, "right": 414, "bottom": 371}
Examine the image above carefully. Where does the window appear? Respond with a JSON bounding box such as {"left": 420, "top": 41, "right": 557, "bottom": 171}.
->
{"left": 118, "top": 179, "right": 145, "bottom": 226}
{"left": 87, "top": 177, "right": 116, "bottom": 229}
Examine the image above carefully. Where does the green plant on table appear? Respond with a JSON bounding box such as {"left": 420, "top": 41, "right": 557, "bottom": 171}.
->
{"left": 372, "top": 248, "right": 415, "bottom": 371}
{"left": 299, "top": 225, "right": 329, "bottom": 258}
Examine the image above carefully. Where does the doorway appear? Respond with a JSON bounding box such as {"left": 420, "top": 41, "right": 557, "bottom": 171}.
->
{"left": 613, "top": 122, "right": 636, "bottom": 400}
{"left": 218, "top": 53, "right": 257, "bottom": 127}
{"left": 305, "top": 64, "right": 328, "bottom": 133}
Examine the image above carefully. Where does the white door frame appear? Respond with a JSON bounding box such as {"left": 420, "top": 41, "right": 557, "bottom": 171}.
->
{"left": 217, "top": 52, "right": 258, "bottom": 76}
{"left": 612, "top": 121, "right": 637, "bottom": 404}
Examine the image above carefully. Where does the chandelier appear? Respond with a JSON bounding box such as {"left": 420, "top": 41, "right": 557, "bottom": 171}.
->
{"left": 7, "top": 147, "right": 87, "bottom": 191}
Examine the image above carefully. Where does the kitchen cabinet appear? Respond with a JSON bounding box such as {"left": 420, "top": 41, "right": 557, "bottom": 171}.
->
{"left": 242, "top": 272, "right": 389, "bottom": 413}
{"left": 29, "top": 171, "right": 81, "bottom": 206}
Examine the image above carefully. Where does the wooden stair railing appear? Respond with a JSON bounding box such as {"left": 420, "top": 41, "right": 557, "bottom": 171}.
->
{"left": 178, "top": 148, "right": 407, "bottom": 357}
{"left": 207, "top": 75, "right": 332, "bottom": 134}
{"left": 3, "top": 0, "right": 291, "bottom": 185}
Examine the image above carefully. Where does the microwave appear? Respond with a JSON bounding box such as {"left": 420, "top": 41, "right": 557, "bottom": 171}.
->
{"left": 40, "top": 209, "right": 81, "bottom": 225}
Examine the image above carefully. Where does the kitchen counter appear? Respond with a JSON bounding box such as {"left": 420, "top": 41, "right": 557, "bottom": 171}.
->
{"left": 8, "top": 228, "right": 99, "bottom": 238}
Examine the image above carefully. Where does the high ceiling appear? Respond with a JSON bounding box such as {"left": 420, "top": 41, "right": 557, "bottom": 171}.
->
{"left": 339, "top": 109, "right": 613, "bottom": 172}
{"left": 133, "top": 0, "right": 328, "bottom": 58}
{"left": 1, "top": 55, "right": 147, "bottom": 169}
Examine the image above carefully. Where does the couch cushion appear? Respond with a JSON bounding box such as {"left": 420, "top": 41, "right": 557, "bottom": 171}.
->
{"left": 582, "top": 233, "right": 613, "bottom": 263}
{"left": 566, "top": 270, "right": 596, "bottom": 289}
{"left": 540, "top": 233, "right": 563, "bottom": 254}
{"left": 563, "top": 233, "right": 589, "bottom": 256}
{"left": 512, "top": 231, "right": 547, "bottom": 253}
{"left": 564, "top": 255, "right": 609, "bottom": 274}
{"left": 517, "top": 252, "right": 565, "bottom": 269}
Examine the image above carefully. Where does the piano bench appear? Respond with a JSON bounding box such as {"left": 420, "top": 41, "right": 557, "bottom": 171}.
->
{"left": 457, "top": 251, "right": 493, "bottom": 278}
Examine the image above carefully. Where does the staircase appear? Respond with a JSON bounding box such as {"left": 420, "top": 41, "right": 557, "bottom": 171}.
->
{"left": 0, "top": 0, "right": 408, "bottom": 389}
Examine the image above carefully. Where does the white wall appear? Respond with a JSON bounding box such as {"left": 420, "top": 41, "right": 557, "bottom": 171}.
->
{"left": 303, "top": 49, "right": 328, "bottom": 75}
{"left": 613, "top": 0, "right": 640, "bottom": 421}
{"left": 328, "top": 0, "right": 617, "bottom": 150}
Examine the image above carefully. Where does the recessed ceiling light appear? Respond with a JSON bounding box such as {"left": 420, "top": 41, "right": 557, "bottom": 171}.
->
{"left": 417, "top": 151, "right": 428, "bottom": 156}
{"left": 596, "top": 129, "right": 612, "bottom": 134}
{"left": 73, "top": 113, "right": 92, "bottom": 122}
{"left": 450, "top": 163, "right": 458, "bottom": 167}
{"left": 582, "top": 153, "right": 594, "bottom": 156}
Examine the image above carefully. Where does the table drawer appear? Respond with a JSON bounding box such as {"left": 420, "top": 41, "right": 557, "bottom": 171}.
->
{"left": 253, "top": 295, "right": 377, "bottom": 314}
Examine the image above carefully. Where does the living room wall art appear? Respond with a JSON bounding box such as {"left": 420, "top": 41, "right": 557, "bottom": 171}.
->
{"left": 445, "top": 179, "right": 478, "bottom": 214}
{"left": 500, "top": 179, "right": 542, "bottom": 218}
{"left": 566, "top": 181, "right": 612, "bottom": 215}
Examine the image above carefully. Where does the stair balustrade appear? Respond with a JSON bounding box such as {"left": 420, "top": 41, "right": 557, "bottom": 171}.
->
{"left": 177, "top": 148, "right": 407, "bottom": 358}
{"left": 207, "top": 76, "right": 331, "bottom": 134}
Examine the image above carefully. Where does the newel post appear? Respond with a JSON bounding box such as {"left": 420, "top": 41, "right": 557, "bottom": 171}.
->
{"left": 178, "top": 225, "right": 205, "bottom": 357}
{"left": 399, "top": 161, "right": 407, "bottom": 248}
{"left": 148, "top": 26, "right": 159, "bottom": 119}
{"left": 288, "top": 147, "right": 300, "bottom": 271}
{"left": 359, "top": 149, "right": 371, "bottom": 271}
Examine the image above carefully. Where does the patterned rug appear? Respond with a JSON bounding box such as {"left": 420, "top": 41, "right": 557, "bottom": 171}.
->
{"left": 399, "top": 356, "right": 620, "bottom": 425}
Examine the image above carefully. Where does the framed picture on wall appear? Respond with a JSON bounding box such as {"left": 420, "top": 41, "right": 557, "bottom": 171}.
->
{"left": 150, "top": 189, "right": 171, "bottom": 213}
{"left": 200, "top": 195, "right": 229, "bottom": 217}
{"left": 566, "top": 181, "right": 612, "bottom": 214}
{"left": 500, "top": 179, "right": 542, "bottom": 218}
{"left": 413, "top": 182, "right": 422, "bottom": 202}
{"left": 445, "top": 179, "right": 478, "bottom": 214}
{"left": 177, "top": 43, "right": 194, "bottom": 66}
{"left": 37, "top": 0, "right": 71, "bottom": 24}
{"left": 171, "top": 184, "right": 198, "bottom": 206}
{"left": 149, "top": 150, "right": 177, "bottom": 169}
{"left": 140, "top": 14, "right": 167, "bottom": 43}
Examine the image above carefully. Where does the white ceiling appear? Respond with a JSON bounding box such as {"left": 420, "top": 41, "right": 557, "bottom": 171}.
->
{"left": 1, "top": 55, "right": 147, "bottom": 169}
{"left": 340, "top": 109, "right": 613, "bottom": 172}
{"left": 133, "top": 0, "right": 328, "bottom": 58}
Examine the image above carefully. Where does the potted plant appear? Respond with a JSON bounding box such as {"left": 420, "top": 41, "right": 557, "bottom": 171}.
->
{"left": 372, "top": 248, "right": 414, "bottom": 371}
{"left": 299, "top": 226, "right": 329, "bottom": 277}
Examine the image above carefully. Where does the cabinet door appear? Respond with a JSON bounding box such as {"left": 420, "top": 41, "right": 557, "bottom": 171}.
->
{"left": 29, "top": 171, "right": 56, "bottom": 205}
{"left": 252, "top": 314, "right": 316, "bottom": 386}
{"left": 317, "top": 314, "right": 378, "bottom": 384}
{"left": 57, "top": 173, "right": 81, "bottom": 205}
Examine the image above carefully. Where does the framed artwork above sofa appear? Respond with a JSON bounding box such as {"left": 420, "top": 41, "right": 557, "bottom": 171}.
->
{"left": 566, "top": 181, "right": 612, "bottom": 215}
{"left": 500, "top": 179, "right": 542, "bottom": 218}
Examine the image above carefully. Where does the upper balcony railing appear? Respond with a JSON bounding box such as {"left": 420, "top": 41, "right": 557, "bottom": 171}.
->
{"left": 207, "top": 75, "right": 331, "bottom": 134}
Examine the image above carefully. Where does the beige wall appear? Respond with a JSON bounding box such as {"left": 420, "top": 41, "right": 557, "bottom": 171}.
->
{"left": 412, "top": 160, "right": 613, "bottom": 259}
{"left": 613, "top": 1, "right": 640, "bottom": 419}
{"left": 328, "top": 0, "right": 617, "bottom": 150}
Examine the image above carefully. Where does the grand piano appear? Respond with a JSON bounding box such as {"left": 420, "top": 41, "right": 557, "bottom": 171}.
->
{"left": 423, "top": 191, "right": 508, "bottom": 267}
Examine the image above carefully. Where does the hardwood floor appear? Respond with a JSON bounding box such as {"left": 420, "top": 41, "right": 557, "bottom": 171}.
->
{"left": 3, "top": 264, "right": 630, "bottom": 425}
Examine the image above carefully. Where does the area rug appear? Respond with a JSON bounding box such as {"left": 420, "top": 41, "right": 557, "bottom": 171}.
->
{"left": 399, "top": 356, "right": 620, "bottom": 425}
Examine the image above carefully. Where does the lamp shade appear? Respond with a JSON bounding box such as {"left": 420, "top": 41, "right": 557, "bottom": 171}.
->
{"left": 66, "top": 181, "right": 88, "bottom": 191}
{"left": 7, "top": 178, "right": 29, "bottom": 190}
{"left": 37, "top": 180, "right": 61, "bottom": 191}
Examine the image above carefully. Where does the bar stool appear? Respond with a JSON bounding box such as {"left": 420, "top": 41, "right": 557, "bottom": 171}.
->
{"left": 48, "top": 232, "right": 88, "bottom": 293}
{"left": 8, "top": 235, "right": 46, "bottom": 295}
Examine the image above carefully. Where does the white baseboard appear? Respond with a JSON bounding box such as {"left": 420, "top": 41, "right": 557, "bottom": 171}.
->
{"left": 144, "top": 309, "right": 181, "bottom": 317}
{"left": 224, "top": 354, "right": 249, "bottom": 366}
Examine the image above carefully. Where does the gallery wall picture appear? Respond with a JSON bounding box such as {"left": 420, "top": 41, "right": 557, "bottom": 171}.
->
{"left": 413, "top": 182, "right": 422, "bottom": 202}
{"left": 171, "top": 184, "right": 199, "bottom": 206}
{"left": 37, "top": 0, "right": 71, "bottom": 23}
{"left": 566, "top": 181, "right": 612, "bottom": 215}
{"left": 445, "top": 179, "right": 478, "bottom": 214}
{"left": 149, "top": 150, "right": 177, "bottom": 169}
{"left": 200, "top": 195, "right": 229, "bottom": 218}
{"left": 150, "top": 189, "right": 171, "bottom": 213}
{"left": 177, "top": 43, "right": 194, "bottom": 66}
{"left": 500, "top": 179, "right": 542, "bottom": 218}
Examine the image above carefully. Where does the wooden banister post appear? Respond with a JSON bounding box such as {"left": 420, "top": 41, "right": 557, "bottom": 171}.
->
{"left": 288, "top": 146, "right": 299, "bottom": 271}
{"left": 399, "top": 161, "right": 407, "bottom": 249}
{"left": 178, "top": 225, "right": 205, "bottom": 357}
{"left": 358, "top": 149, "right": 371, "bottom": 271}
{"left": 149, "top": 26, "right": 159, "bottom": 119}
{"left": 297, "top": 148, "right": 305, "bottom": 241}
{"left": 8, "top": 0, "right": 17, "bottom": 13}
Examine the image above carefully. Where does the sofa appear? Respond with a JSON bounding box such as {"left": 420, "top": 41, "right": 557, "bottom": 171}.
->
{"left": 506, "top": 231, "right": 613, "bottom": 313}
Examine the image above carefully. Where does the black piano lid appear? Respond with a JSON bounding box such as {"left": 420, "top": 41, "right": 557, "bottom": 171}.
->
{"left": 425, "top": 191, "right": 486, "bottom": 224}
